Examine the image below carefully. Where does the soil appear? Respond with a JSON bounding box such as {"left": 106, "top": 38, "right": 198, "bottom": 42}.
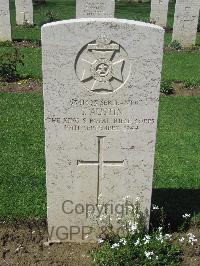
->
{"left": 164, "top": 46, "right": 200, "bottom": 52}
{"left": 0, "top": 80, "right": 42, "bottom": 93}
{"left": 0, "top": 221, "right": 199, "bottom": 266}
{"left": 14, "top": 41, "right": 41, "bottom": 48}
{"left": 1, "top": 80, "right": 200, "bottom": 96}
{"left": 179, "top": 227, "right": 200, "bottom": 266}
{"left": 0, "top": 221, "right": 94, "bottom": 266}
{"left": 173, "top": 83, "right": 200, "bottom": 96}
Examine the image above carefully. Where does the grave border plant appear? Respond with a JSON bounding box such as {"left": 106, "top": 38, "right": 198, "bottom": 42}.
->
{"left": 90, "top": 199, "right": 199, "bottom": 266}
{"left": 0, "top": 48, "right": 24, "bottom": 82}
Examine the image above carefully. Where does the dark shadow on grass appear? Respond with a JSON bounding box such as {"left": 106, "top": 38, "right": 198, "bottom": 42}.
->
{"left": 151, "top": 188, "right": 200, "bottom": 230}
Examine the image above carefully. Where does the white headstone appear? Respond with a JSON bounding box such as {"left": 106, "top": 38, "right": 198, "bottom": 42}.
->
{"left": 0, "top": 0, "right": 11, "bottom": 41}
{"left": 172, "top": 0, "right": 200, "bottom": 47}
{"left": 15, "top": 0, "right": 33, "bottom": 25}
{"left": 76, "top": 0, "right": 115, "bottom": 18}
{"left": 150, "top": 0, "right": 170, "bottom": 27}
{"left": 42, "top": 18, "right": 164, "bottom": 243}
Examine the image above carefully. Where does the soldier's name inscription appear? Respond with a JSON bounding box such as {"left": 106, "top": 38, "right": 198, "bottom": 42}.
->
{"left": 46, "top": 95, "right": 157, "bottom": 131}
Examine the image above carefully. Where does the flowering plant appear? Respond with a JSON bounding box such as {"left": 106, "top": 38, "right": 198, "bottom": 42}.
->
{"left": 91, "top": 198, "right": 183, "bottom": 265}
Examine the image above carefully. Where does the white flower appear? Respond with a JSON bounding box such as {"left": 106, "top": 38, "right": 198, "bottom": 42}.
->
{"left": 187, "top": 233, "right": 197, "bottom": 245}
{"left": 152, "top": 204, "right": 159, "bottom": 210}
{"left": 187, "top": 233, "right": 195, "bottom": 237}
{"left": 99, "top": 214, "right": 107, "bottom": 221}
{"left": 179, "top": 237, "right": 185, "bottom": 243}
{"left": 123, "top": 195, "right": 131, "bottom": 201}
{"left": 135, "top": 238, "right": 140, "bottom": 246}
{"left": 111, "top": 243, "right": 120, "bottom": 249}
{"left": 98, "top": 238, "right": 104, "bottom": 244}
{"left": 119, "top": 238, "right": 127, "bottom": 245}
{"left": 143, "top": 235, "right": 151, "bottom": 244}
{"left": 136, "top": 197, "right": 140, "bottom": 202}
{"left": 127, "top": 205, "right": 133, "bottom": 211}
{"left": 145, "top": 251, "right": 154, "bottom": 259}
{"left": 128, "top": 221, "right": 138, "bottom": 234}
{"left": 136, "top": 214, "right": 140, "bottom": 219}
{"left": 164, "top": 234, "right": 172, "bottom": 240}
{"left": 182, "top": 213, "right": 191, "bottom": 219}
{"left": 156, "top": 233, "right": 164, "bottom": 243}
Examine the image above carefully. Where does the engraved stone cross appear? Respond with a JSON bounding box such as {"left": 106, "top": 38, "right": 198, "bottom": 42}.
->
{"left": 77, "top": 136, "right": 124, "bottom": 204}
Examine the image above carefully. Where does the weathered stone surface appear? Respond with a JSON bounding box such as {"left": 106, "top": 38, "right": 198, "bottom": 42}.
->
{"left": 15, "top": 0, "right": 33, "bottom": 25}
{"left": 150, "top": 0, "right": 170, "bottom": 27}
{"left": 76, "top": 0, "right": 115, "bottom": 18}
{"left": 172, "top": 0, "right": 200, "bottom": 47}
{"left": 42, "top": 18, "right": 164, "bottom": 242}
{"left": 0, "top": 0, "right": 11, "bottom": 41}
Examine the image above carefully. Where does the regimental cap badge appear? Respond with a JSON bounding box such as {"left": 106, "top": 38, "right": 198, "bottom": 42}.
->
{"left": 75, "top": 37, "right": 131, "bottom": 93}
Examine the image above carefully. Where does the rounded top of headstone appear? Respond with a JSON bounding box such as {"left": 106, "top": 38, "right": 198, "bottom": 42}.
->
{"left": 42, "top": 18, "right": 164, "bottom": 32}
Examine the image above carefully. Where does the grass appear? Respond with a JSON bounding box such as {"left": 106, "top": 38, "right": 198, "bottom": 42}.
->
{"left": 153, "top": 96, "right": 200, "bottom": 225}
{"left": 0, "top": 93, "right": 45, "bottom": 219}
{"left": 162, "top": 51, "right": 200, "bottom": 84}
{"left": 0, "top": 94, "right": 200, "bottom": 221}
{"left": 155, "top": 96, "right": 200, "bottom": 189}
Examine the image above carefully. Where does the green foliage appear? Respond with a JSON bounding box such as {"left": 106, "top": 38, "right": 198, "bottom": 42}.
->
{"left": 0, "top": 41, "right": 13, "bottom": 47}
{"left": 40, "top": 11, "right": 59, "bottom": 26}
{"left": 170, "top": 40, "right": 182, "bottom": 50}
{"left": 92, "top": 231, "right": 182, "bottom": 266}
{"left": 33, "top": 0, "right": 46, "bottom": 4}
{"left": 184, "top": 80, "right": 200, "bottom": 88}
{"left": 91, "top": 203, "right": 182, "bottom": 266}
{"left": 0, "top": 48, "right": 24, "bottom": 82}
{"left": 160, "top": 80, "right": 174, "bottom": 95}
{"left": 0, "top": 47, "right": 42, "bottom": 80}
{"left": 198, "top": 16, "right": 200, "bottom": 32}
